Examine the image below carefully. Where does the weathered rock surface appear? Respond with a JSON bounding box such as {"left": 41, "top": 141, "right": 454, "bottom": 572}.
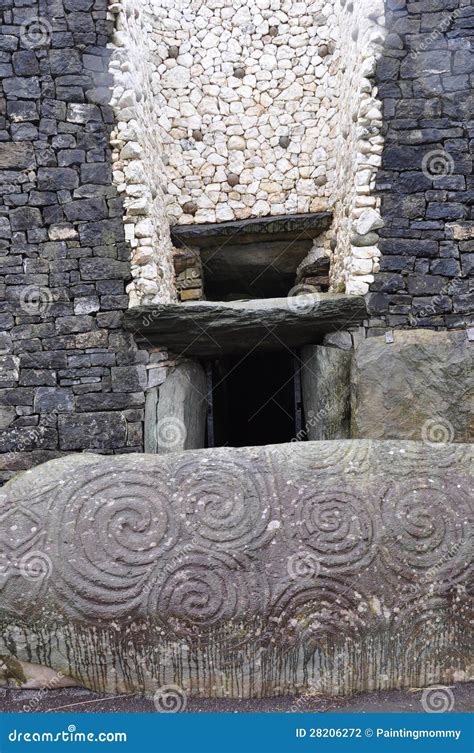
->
{"left": 124, "top": 295, "right": 367, "bottom": 356}
{"left": 171, "top": 212, "right": 333, "bottom": 247}
{"left": 0, "top": 441, "right": 472, "bottom": 698}
{"left": 145, "top": 361, "right": 207, "bottom": 454}
{"left": 351, "top": 330, "right": 473, "bottom": 443}
{"left": 301, "top": 345, "right": 352, "bottom": 440}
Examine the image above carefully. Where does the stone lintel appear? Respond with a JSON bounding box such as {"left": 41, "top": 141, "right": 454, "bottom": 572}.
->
{"left": 171, "top": 211, "right": 333, "bottom": 248}
{"left": 123, "top": 294, "right": 367, "bottom": 356}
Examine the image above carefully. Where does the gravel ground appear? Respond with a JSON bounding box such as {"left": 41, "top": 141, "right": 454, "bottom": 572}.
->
{"left": 1, "top": 683, "right": 472, "bottom": 714}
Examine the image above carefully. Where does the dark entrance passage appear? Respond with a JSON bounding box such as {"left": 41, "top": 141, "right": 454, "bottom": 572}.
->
{"left": 206, "top": 351, "right": 303, "bottom": 448}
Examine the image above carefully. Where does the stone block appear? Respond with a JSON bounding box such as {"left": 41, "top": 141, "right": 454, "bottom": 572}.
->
{"left": 351, "top": 330, "right": 473, "bottom": 443}
{"left": 38, "top": 168, "right": 79, "bottom": 191}
{"left": 406, "top": 275, "right": 446, "bottom": 295}
{"left": 49, "top": 49, "right": 83, "bottom": 75}
{"left": 301, "top": 346, "right": 352, "bottom": 441}
{"left": 0, "top": 356, "right": 20, "bottom": 384}
{"left": 58, "top": 412, "right": 127, "bottom": 450}
{"left": 3, "top": 77, "right": 40, "bottom": 99}
{"left": 64, "top": 198, "right": 108, "bottom": 222}
{"left": 10, "top": 207, "right": 42, "bottom": 232}
{"left": 0, "top": 142, "right": 35, "bottom": 169}
{"left": 79, "top": 258, "right": 129, "bottom": 281}
{"left": 111, "top": 365, "right": 147, "bottom": 393}
{"left": 34, "top": 387, "right": 74, "bottom": 414}
{"left": 0, "top": 406, "right": 16, "bottom": 430}
{"left": 146, "top": 360, "right": 207, "bottom": 454}
{"left": 0, "top": 441, "right": 471, "bottom": 697}
{"left": 12, "top": 51, "right": 39, "bottom": 76}
{"left": 0, "top": 426, "right": 57, "bottom": 453}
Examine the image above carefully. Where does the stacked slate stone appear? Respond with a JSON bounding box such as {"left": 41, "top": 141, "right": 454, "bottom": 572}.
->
{"left": 368, "top": 0, "right": 474, "bottom": 333}
{"left": 0, "top": 0, "right": 146, "bottom": 484}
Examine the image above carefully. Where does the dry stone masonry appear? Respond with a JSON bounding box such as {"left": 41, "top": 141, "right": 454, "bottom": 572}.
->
{"left": 0, "top": 0, "right": 472, "bottom": 476}
{"left": 368, "top": 0, "right": 474, "bottom": 330}
{"left": 0, "top": 0, "right": 153, "bottom": 484}
{"left": 0, "top": 0, "right": 472, "bottom": 703}
{"left": 109, "top": 0, "right": 387, "bottom": 303}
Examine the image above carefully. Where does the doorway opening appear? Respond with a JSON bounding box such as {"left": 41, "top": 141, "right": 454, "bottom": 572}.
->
{"left": 205, "top": 350, "right": 304, "bottom": 448}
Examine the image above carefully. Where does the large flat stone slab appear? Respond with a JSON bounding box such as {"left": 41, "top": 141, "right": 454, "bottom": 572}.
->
{"left": 124, "top": 294, "right": 367, "bottom": 356}
{"left": 351, "top": 329, "right": 473, "bottom": 443}
{"left": 171, "top": 211, "right": 332, "bottom": 247}
{"left": 0, "top": 441, "right": 472, "bottom": 698}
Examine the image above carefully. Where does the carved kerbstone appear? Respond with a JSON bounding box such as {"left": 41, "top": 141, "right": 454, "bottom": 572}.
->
{"left": 0, "top": 441, "right": 472, "bottom": 697}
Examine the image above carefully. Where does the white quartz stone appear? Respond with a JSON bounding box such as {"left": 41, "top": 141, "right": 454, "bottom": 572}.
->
{"left": 109, "top": 0, "right": 387, "bottom": 306}
{"left": 354, "top": 208, "right": 384, "bottom": 235}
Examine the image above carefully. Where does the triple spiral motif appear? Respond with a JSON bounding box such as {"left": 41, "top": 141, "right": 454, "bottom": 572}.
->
{"left": 48, "top": 465, "right": 179, "bottom": 619}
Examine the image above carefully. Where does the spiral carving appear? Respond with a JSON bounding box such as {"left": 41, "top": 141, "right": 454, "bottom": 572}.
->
{"left": 391, "top": 442, "right": 470, "bottom": 477}
{"left": 146, "top": 548, "right": 269, "bottom": 638}
{"left": 270, "top": 577, "right": 368, "bottom": 645}
{"left": 284, "top": 485, "right": 377, "bottom": 573}
{"left": 269, "top": 441, "right": 371, "bottom": 478}
{"left": 171, "top": 453, "right": 277, "bottom": 551}
{"left": 1, "top": 440, "right": 471, "bottom": 698}
{"left": 381, "top": 477, "right": 472, "bottom": 586}
{"left": 48, "top": 464, "right": 179, "bottom": 619}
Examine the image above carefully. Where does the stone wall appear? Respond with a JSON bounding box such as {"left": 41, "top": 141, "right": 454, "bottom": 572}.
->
{"left": 0, "top": 0, "right": 148, "bottom": 485}
{"left": 323, "top": 0, "right": 387, "bottom": 296}
{"left": 109, "top": 2, "right": 176, "bottom": 306}
{"left": 1, "top": 0, "right": 472, "bottom": 479}
{"left": 368, "top": 0, "right": 474, "bottom": 331}
{"left": 110, "top": 0, "right": 387, "bottom": 303}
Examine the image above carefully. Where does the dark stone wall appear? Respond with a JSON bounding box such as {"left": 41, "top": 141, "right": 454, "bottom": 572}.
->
{"left": 368, "top": 0, "right": 474, "bottom": 332}
{"left": 0, "top": 0, "right": 146, "bottom": 484}
{"left": 1, "top": 0, "right": 473, "bottom": 479}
